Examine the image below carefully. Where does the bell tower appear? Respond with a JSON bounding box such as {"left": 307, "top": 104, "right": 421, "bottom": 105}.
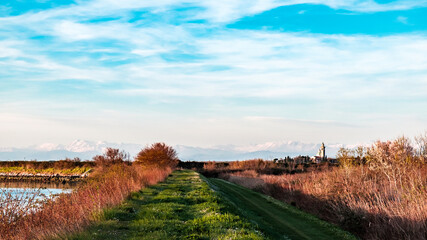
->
{"left": 319, "top": 142, "right": 326, "bottom": 160}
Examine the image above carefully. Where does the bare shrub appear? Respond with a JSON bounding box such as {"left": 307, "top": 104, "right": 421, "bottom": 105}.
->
{"left": 415, "top": 131, "right": 427, "bottom": 162}
{"left": 0, "top": 189, "right": 45, "bottom": 235}
{"left": 203, "top": 161, "right": 216, "bottom": 171}
{"left": 228, "top": 159, "right": 275, "bottom": 170}
{"left": 93, "top": 148, "right": 129, "bottom": 167}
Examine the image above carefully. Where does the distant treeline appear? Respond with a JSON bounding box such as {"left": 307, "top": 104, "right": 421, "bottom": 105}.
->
{"left": 179, "top": 159, "right": 335, "bottom": 178}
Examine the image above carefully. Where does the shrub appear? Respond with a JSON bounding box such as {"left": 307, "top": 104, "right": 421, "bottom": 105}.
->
{"left": 135, "top": 143, "right": 179, "bottom": 169}
{"left": 93, "top": 148, "right": 129, "bottom": 167}
{"left": 337, "top": 146, "right": 366, "bottom": 168}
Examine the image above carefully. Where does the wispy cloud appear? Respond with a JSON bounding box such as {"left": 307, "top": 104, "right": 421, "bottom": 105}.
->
{"left": 397, "top": 15, "right": 408, "bottom": 24}
{"left": 0, "top": 0, "right": 426, "bottom": 150}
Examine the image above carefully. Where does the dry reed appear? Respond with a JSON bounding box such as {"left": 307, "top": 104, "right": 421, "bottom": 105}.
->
{"left": 219, "top": 136, "right": 427, "bottom": 240}
{"left": 0, "top": 164, "right": 171, "bottom": 240}
{"left": 220, "top": 165, "right": 426, "bottom": 240}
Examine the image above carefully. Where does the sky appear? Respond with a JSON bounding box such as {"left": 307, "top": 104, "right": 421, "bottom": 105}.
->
{"left": 0, "top": 0, "right": 427, "bottom": 158}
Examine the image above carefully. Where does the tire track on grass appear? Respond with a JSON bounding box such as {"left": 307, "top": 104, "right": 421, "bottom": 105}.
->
{"left": 206, "top": 178, "right": 356, "bottom": 240}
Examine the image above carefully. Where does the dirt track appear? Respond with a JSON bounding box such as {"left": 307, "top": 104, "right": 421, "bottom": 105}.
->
{"left": 206, "top": 178, "right": 356, "bottom": 240}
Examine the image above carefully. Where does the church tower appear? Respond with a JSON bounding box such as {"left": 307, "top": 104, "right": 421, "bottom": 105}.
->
{"left": 319, "top": 142, "right": 326, "bottom": 160}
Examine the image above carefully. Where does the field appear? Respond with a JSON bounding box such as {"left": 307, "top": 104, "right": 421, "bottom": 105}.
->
{"left": 0, "top": 166, "right": 91, "bottom": 175}
{"left": 69, "top": 170, "right": 355, "bottom": 240}
{"left": 198, "top": 136, "right": 427, "bottom": 240}
{"left": 0, "top": 160, "right": 94, "bottom": 176}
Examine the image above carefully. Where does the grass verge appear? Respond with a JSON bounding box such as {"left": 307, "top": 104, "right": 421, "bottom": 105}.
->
{"left": 68, "top": 170, "right": 265, "bottom": 240}
{"left": 206, "top": 178, "right": 357, "bottom": 240}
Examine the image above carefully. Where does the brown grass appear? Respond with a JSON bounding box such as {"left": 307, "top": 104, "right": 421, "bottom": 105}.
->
{"left": 214, "top": 136, "right": 427, "bottom": 240}
{"left": 220, "top": 165, "right": 426, "bottom": 239}
{"left": 0, "top": 164, "right": 172, "bottom": 240}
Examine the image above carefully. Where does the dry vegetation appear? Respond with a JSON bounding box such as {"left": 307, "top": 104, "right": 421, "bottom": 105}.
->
{"left": 135, "top": 142, "right": 179, "bottom": 169}
{"left": 201, "top": 158, "right": 334, "bottom": 178}
{"left": 207, "top": 135, "right": 427, "bottom": 240}
{"left": 0, "top": 159, "right": 94, "bottom": 176}
{"left": 0, "top": 144, "right": 176, "bottom": 240}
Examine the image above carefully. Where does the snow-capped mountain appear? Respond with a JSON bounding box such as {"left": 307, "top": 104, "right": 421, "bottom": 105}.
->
{"left": 0, "top": 140, "right": 144, "bottom": 161}
{"left": 0, "top": 140, "right": 350, "bottom": 161}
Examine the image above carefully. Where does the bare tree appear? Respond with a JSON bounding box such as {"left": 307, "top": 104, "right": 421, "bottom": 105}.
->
{"left": 93, "top": 148, "right": 129, "bottom": 167}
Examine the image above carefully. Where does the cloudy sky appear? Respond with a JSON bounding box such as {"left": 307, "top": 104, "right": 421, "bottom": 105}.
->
{"left": 1, "top": 0, "right": 426, "bottom": 156}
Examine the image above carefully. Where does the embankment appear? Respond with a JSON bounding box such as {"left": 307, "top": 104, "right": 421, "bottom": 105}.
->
{"left": 0, "top": 160, "right": 94, "bottom": 183}
{"left": 0, "top": 164, "right": 172, "bottom": 240}
{"left": 0, "top": 172, "right": 89, "bottom": 183}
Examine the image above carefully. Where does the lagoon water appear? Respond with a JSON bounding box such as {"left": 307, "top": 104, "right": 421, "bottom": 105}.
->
{"left": 0, "top": 181, "right": 75, "bottom": 200}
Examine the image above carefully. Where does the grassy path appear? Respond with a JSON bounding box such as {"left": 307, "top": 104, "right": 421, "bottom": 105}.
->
{"left": 68, "top": 170, "right": 265, "bottom": 240}
{"left": 206, "top": 178, "right": 357, "bottom": 240}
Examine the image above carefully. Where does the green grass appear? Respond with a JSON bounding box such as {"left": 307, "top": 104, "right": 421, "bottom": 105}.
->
{"left": 206, "top": 178, "right": 357, "bottom": 240}
{"left": 67, "top": 170, "right": 265, "bottom": 240}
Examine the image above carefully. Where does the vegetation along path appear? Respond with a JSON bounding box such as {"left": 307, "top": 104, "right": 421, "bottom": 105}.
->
{"left": 206, "top": 178, "right": 356, "bottom": 240}
{"left": 69, "top": 170, "right": 265, "bottom": 240}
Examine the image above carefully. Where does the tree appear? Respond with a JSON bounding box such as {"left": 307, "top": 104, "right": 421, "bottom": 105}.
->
{"left": 135, "top": 143, "right": 179, "bottom": 169}
{"left": 366, "top": 136, "right": 416, "bottom": 188}
{"left": 336, "top": 147, "right": 355, "bottom": 168}
{"left": 93, "top": 148, "right": 129, "bottom": 167}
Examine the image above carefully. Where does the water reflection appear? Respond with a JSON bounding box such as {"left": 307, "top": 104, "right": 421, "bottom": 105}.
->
{"left": 0, "top": 181, "right": 78, "bottom": 189}
{"left": 0, "top": 181, "right": 78, "bottom": 221}
{"left": 0, "top": 181, "right": 77, "bottom": 199}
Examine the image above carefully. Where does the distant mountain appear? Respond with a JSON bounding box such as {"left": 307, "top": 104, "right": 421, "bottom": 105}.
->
{"left": 0, "top": 140, "right": 348, "bottom": 161}
{"left": 0, "top": 140, "right": 143, "bottom": 161}
{"left": 175, "top": 142, "right": 345, "bottom": 161}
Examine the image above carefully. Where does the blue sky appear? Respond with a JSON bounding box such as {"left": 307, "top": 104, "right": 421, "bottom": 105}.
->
{"left": 0, "top": 0, "right": 426, "bottom": 152}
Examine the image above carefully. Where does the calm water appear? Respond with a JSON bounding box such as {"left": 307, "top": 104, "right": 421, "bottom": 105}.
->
{"left": 0, "top": 181, "right": 76, "bottom": 200}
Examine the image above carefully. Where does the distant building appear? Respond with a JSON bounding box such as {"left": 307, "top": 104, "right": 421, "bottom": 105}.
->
{"left": 319, "top": 142, "right": 326, "bottom": 159}
{"left": 310, "top": 142, "right": 327, "bottom": 163}
{"left": 273, "top": 142, "right": 338, "bottom": 165}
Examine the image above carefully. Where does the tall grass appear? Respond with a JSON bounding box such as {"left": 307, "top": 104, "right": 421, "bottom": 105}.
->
{"left": 0, "top": 164, "right": 172, "bottom": 240}
{"left": 217, "top": 136, "right": 427, "bottom": 240}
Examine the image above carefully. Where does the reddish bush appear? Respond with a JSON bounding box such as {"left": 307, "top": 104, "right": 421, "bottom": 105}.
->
{"left": 135, "top": 142, "right": 179, "bottom": 169}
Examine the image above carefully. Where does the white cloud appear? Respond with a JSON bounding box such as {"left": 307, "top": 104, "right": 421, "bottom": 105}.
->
{"left": 1, "top": 0, "right": 426, "bottom": 27}
{"left": 54, "top": 21, "right": 99, "bottom": 41}
{"left": 0, "top": 0, "right": 426, "bottom": 149}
